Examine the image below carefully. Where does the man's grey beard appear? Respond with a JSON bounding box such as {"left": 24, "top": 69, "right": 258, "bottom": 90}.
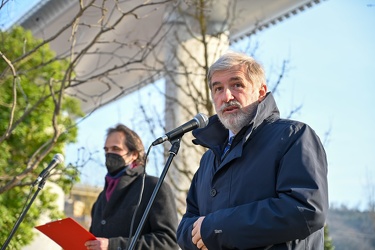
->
{"left": 217, "top": 100, "right": 258, "bottom": 134}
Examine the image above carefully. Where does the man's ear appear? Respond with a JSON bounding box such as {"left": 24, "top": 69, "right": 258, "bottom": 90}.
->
{"left": 130, "top": 151, "right": 138, "bottom": 163}
{"left": 258, "top": 84, "right": 268, "bottom": 102}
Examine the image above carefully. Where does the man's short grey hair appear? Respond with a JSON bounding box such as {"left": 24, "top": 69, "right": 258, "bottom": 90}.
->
{"left": 207, "top": 51, "right": 267, "bottom": 90}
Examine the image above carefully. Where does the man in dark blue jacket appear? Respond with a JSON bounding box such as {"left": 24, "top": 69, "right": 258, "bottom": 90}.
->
{"left": 177, "top": 51, "right": 328, "bottom": 250}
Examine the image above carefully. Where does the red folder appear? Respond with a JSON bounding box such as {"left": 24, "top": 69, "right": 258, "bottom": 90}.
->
{"left": 35, "top": 217, "right": 96, "bottom": 250}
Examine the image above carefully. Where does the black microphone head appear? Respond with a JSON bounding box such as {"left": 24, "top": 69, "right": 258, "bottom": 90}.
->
{"left": 194, "top": 113, "right": 209, "bottom": 129}
{"left": 53, "top": 153, "right": 65, "bottom": 164}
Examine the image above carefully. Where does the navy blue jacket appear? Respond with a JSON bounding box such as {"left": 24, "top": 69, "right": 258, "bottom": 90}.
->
{"left": 177, "top": 93, "right": 328, "bottom": 249}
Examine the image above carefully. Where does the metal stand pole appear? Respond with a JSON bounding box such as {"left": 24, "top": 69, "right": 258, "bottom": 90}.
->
{"left": 1, "top": 179, "right": 48, "bottom": 250}
{"left": 127, "top": 138, "right": 181, "bottom": 250}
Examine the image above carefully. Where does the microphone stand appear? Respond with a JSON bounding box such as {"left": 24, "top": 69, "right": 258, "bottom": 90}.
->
{"left": 127, "top": 138, "right": 181, "bottom": 250}
{"left": 1, "top": 176, "right": 48, "bottom": 250}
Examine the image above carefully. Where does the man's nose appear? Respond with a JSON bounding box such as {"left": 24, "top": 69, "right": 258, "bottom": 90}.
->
{"left": 222, "top": 88, "right": 234, "bottom": 103}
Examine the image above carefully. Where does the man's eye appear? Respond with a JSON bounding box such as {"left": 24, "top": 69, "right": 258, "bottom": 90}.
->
{"left": 214, "top": 87, "right": 222, "bottom": 93}
{"left": 234, "top": 83, "right": 243, "bottom": 89}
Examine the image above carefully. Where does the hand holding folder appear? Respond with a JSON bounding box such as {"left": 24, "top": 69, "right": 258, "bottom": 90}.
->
{"left": 35, "top": 217, "right": 96, "bottom": 250}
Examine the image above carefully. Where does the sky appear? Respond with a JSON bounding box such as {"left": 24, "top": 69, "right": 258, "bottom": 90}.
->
{"left": 1, "top": 0, "right": 375, "bottom": 211}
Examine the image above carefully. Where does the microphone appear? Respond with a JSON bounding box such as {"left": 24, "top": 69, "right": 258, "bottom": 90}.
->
{"left": 152, "top": 113, "right": 209, "bottom": 146}
{"left": 34, "top": 153, "right": 64, "bottom": 184}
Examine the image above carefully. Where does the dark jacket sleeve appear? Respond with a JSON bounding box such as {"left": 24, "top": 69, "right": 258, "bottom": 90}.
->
{"left": 177, "top": 174, "right": 202, "bottom": 250}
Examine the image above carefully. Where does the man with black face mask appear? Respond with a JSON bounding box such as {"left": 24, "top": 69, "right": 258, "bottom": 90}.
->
{"left": 85, "top": 124, "right": 179, "bottom": 250}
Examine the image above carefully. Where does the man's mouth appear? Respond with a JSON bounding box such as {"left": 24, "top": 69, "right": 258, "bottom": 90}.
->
{"left": 223, "top": 105, "right": 239, "bottom": 114}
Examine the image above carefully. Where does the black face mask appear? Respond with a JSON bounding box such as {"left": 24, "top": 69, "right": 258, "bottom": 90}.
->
{"left": 105, "top": 153, "right": 126, "bottom": 175}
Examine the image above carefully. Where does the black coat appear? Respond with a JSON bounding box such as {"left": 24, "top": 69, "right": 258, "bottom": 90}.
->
{"left": 90, "top": 166, "right": 179, "bottom": 250}
{"left": 177, "top": 92, "right": 328, "bottom": 249}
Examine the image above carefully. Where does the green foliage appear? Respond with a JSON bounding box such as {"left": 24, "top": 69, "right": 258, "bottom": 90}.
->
{"left": 324, "top": 224, "right": 335, "bottom": 250}
{"left": 0, "top": 26, "right": 84, "bottom": 248}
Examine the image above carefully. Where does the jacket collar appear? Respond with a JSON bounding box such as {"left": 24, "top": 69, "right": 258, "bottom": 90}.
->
{"left": 102, "top": 165, "right": 145, "bottom": 215}
{"left": 192, "top": 92, "right": 280, "bottom": 149}
{"left": 116, "top": 165, "right": 145, "bottom": 189}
